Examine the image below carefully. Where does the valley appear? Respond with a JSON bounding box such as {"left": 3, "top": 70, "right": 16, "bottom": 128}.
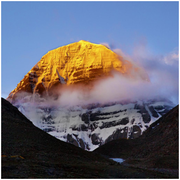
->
{"left": 1, "top": 98, "right": 178, "bottom": 178}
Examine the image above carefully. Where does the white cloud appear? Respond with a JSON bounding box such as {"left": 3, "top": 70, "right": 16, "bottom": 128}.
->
{"left": 163, "top": 50, "right": 179, "bottom": 65}
{"left": 100, "top": 42, "right": 110, "bottom": 49}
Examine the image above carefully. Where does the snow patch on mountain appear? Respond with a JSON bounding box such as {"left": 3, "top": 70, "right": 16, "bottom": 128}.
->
{"left": 11, "top": 95, "right": 174, "bottom": 151}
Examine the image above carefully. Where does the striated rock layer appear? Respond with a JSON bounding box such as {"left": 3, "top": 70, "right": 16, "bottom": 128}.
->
{"left": 8, "top": 40, "right": 147, "bottom": 102}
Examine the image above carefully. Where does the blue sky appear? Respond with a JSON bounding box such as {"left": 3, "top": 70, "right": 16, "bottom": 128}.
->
{"left": 1, "top": 1, "right": 179, "bottom": 102}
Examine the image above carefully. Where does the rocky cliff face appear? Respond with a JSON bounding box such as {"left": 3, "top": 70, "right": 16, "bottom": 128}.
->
{"left": 13, "top": 95, "right": 174, "bottom": 151}
{"left": 8, "top": 40, "right": 147, "bottom": 102}
{"left": 45, "top": 100, "right": 173, "bottom": 150}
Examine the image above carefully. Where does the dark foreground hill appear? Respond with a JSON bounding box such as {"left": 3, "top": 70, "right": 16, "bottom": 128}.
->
{"left": 94, "top": 105, "right": 179, "bottom": 176}
{"left": 1, "top": 98, "right": 177, "bottom": 178}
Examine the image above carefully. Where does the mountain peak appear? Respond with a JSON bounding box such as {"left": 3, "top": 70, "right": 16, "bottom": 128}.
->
{"left": 7, "top": 40, "right": 147, "bottom": 101}
{"left": 78, "top": 40, "right": 89, "bottom": 43}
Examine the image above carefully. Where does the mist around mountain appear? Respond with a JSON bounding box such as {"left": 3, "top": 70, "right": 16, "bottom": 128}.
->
{"left": 8, "top": 40, "right": 178, "bottom": 106}
{"left": 7, "top": 40, "right": 150, "bottom": 103}
{"left": 1, "top": 98, "right": 177, "bottom": 178}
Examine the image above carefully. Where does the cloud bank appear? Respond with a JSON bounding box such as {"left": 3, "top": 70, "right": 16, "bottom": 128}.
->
{"left": 130, "top": 43, "right": 179, "bottom": 105}
{"left": 56, "top": 42, "right": 179, "bottom": 106}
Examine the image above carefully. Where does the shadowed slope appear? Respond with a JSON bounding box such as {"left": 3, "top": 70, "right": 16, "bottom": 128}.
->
{"left": 94, "top": 105, "right": 179, "bottom": 170}
{"left": 1, "top": 98, "right": 110, "bottom": 178}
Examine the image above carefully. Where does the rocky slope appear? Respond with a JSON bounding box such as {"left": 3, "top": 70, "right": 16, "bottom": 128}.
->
{"left": 7, "top": 40, "right": 147, "bottom": 103}
{"left": 2, "top": 98, "right": 175, "bottom": 178}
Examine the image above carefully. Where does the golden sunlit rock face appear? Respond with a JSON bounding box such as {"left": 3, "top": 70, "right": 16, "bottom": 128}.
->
{"left": 8, "top": 40, "right": 146, "bottom": 100}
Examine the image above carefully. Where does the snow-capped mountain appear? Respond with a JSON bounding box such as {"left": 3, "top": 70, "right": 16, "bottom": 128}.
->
{"left": 7, "top": 40, "right": 175, "bottom": 151}
{"left": 13, "top": 95, "right": 173, "bottom": 151}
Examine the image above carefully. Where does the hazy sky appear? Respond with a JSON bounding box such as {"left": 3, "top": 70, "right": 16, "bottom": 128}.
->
{"left": 1, "top": 1, "right": 179, "bottom": 102}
